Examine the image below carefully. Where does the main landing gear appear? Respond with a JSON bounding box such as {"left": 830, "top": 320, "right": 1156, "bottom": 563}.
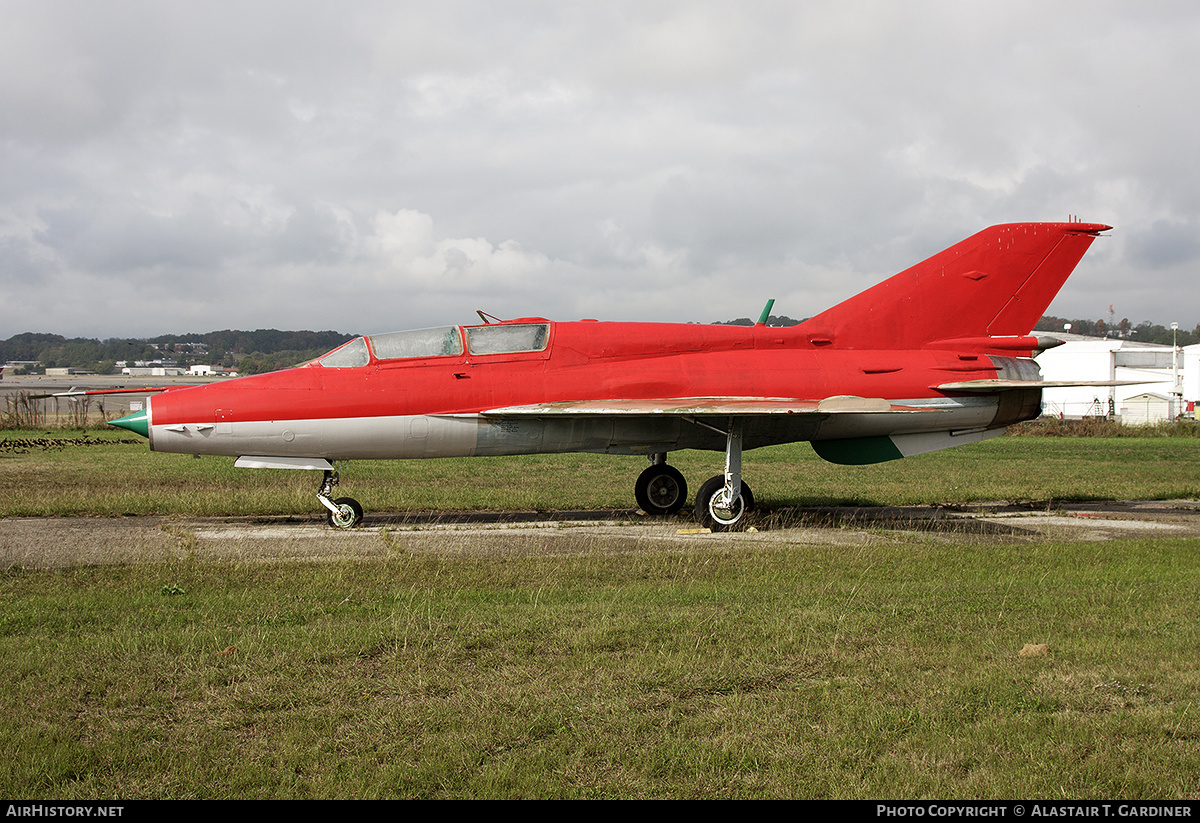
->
{"left": 318, "top": 469, "right": 363, "bottom": 529}
{"left": 693, "top": 474, "right": 755, "bottom": 530}
{"left": 636, "top": 419, "right": 755, "bottom": 531}
{"left": 635, "top": 456, "right": 688, "bottom": 515}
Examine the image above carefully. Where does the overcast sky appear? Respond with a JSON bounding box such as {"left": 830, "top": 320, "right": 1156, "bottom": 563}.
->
{"left": 2, "top": 0, "right": 1197, "bottom": 339}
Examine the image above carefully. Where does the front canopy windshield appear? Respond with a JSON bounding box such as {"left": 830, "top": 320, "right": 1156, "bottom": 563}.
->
{"left": 317, "top": 337, "right": 369, "bottom": 368}
{"left": 315, "top": 327, "right": 465, "bottom": 368}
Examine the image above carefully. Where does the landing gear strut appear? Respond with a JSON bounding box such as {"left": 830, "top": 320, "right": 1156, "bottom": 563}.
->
{"left": 635, "top": 454, "right": 688, "bottom": 515}
{"left": 691, "top": 418, "right": 754, "bottom": 530}
{"left": 318, "top": 469, "right": 363, "bottom": 529}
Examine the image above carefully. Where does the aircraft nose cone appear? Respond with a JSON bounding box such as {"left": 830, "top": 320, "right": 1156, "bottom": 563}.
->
{"left": 109, "top": 408, "right": 149, "bottom": 438}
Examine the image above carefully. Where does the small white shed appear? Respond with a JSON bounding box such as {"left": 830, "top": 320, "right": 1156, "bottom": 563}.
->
{"left": 1120, "top": 392, "right": 1173, "bottom": 425}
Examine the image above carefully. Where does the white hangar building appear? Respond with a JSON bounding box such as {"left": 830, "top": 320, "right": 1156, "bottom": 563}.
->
{"left": 1032, "top": 335, "right": 1198, "bottom": 422}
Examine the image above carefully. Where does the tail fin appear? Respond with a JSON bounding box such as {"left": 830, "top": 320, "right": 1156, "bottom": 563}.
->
{"left": 798, "top": 222, "right": 1110, "bottom": 350}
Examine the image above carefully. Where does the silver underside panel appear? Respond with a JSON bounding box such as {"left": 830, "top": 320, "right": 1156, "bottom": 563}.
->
{"left": 147, "top": 395, "right": 1005, "bottom": 462}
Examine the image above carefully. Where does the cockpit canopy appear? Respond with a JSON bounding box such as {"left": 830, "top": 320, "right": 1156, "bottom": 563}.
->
{"left": 314, "top": 322, "right": 549, "bottom": 368}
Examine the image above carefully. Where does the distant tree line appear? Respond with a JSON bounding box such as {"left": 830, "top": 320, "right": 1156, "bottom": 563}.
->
{"left": 4, "top": 315, "right": 1196, "bottom": 375}
{"left": 713, "top": 315, "right": 805, "bottom": 327}
{"left": 719, "top": 314, "right": 1199, "bottom": 345}
{"left": 1035, "top": 316, "right": 1198, "bottom": 347}
{"left": 0, "top": 329, "right": 356, "bottom": 375}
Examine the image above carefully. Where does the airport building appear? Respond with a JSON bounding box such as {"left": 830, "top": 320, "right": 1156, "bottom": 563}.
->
{"left": 44, "top": 367, "right": 97, "bottom": 376}
{"left": 2, "top": 361, "right": 42, "bottom": 372}
{"left": 121, "top": 366, "right": 184, "bottom": 376}
{"left": 1034, "top": 335, "right": 1197, "bottom": 422}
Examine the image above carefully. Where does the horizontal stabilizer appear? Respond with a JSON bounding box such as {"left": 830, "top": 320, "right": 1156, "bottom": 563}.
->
{"left": 479, "top": 396, "right": 944, "bottom": 416}
{"left": 936, "top": 379, "right": 1150, "bottom": 393}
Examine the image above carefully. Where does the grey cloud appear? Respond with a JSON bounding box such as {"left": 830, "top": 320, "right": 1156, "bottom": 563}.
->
{"left": 1, "top": 1, "right": 1199, "bottom": 338}
{"left": 1126, "top": 219, "right": 1200, "bottom": 271}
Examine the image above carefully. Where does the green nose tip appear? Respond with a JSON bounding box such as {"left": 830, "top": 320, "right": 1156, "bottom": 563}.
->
{"left": 109, "top": 408, "right": 149, "bottom": 438}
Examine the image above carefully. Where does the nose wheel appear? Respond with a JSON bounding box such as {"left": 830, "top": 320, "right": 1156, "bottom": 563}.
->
{"left": 326, "top": 496, "right": 364, "bottom": 529}
{"left": 318, "top": 470, "right": 364, "bottom": 529}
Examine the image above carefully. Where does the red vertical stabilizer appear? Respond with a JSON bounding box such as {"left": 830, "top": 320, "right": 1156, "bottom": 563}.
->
{"left": 798, "top": 222, "right": 1110, "bottom": 351}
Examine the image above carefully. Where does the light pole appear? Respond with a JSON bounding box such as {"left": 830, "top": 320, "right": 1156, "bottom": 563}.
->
{"left": 1172, "top": 322, "right": 1180, "bottom": 419}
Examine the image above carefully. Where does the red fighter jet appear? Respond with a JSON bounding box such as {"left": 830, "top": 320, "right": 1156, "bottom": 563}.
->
{"left": 110, "top": 221, "right": 1111, "bottom": 530}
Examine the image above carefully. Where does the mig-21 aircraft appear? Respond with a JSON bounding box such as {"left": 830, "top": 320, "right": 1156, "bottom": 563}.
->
{"left": 107, "top": 221, "right": 1113, "bottom": 529}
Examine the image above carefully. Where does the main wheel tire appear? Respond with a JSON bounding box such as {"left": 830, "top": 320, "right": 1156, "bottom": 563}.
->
{"left": 693, "top": 475, "right": 754, "bottom": 530}
{"left": 326, "top": 496, "right": 364, "bottom": 529}
{"left": 634, "top": 464, "right": 688, "bottom": 515}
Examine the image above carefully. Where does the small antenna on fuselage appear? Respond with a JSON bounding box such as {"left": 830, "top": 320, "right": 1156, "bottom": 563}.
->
{"left": 755, "top": 299, "right": 776, "bottom": 326}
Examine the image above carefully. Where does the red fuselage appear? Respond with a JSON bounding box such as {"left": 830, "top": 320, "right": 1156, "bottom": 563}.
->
{"left": 142, "top": 320, "right": 1034, "bottom": 461}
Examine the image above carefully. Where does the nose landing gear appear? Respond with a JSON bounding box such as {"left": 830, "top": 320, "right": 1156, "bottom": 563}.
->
{"left": 318, "top": 469, "right": 363, "bottom": 529}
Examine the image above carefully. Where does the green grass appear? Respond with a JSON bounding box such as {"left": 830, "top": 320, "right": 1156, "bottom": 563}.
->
{"left": 3, "top": 429, "right": 1200, "bottom": 798}
{"left": 3, "top": 429, "right": 1200, "bottom": 518}
{"left": 2, "top": 538, "right": 1198, "bottom": 798}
